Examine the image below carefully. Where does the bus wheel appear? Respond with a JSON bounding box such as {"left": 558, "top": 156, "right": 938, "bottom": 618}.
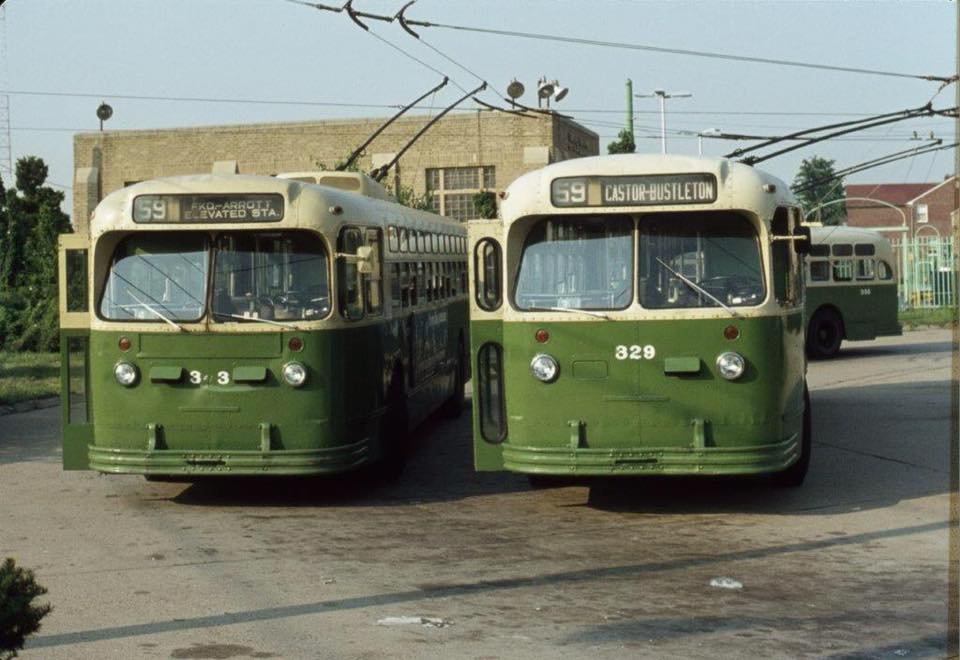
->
{"left": 372, "top": 372, "right": 409, "bottom": 482}
{"left": 806, "top": 308, "right": 843, "bottom": 359}
{"left": 441, "top": 340, "right": 466, "bottom": 419}
{"left": 773, "top": 386, "right": 811, "bottom": 488}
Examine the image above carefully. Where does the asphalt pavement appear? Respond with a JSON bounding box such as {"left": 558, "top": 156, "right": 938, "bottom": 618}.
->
{"left": 0, "top": 328, "right": 954, "bottom": 659}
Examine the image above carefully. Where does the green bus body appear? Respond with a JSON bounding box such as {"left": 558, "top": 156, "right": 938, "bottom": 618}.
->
{"left": 59, "top": 173, "right": 468, "bottom": 477}
{"left": 469, "top": 155, "right": 811, "bottom": 480}
{"left": 804, "top": 226, "right": 901, "bottom": 358}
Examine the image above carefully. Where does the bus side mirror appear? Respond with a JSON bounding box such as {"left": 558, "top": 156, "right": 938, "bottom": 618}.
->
{"left": 793, "top": 225, "right": 811, "bottom": 255}
{"left": 355, "top": 245, "right": 373, "bottom": 274}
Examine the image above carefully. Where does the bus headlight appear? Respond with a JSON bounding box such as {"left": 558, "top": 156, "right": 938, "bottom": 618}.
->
{"left": 282, "top": 362, "right": 307, "bottom": 387}
{"left": 716, "top": 352, "right": 746, "bottom": 380}
{"left": 114, "top": 362, "right": 139, "bottom": 387}
{"left": 530, "top": 354, "right": 559, "bottom": 383}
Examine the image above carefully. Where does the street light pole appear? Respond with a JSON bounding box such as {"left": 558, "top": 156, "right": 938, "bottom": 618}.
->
{"left": 636, "top": 89, "right": 692, "bottom": 154}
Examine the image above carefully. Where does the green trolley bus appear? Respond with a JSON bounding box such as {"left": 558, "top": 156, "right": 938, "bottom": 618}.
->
{"left": 804, "top": 225, "right": 901, "bottom": 359}
{"left": 469, "top": 154, "right": 812, "bottom": 484}
{"left": 58, "top": 171, "right": 468, "bottom": 478}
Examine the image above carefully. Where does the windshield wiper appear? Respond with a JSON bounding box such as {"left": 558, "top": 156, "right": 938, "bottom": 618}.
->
{"left": 217, "top": 313, "right": 300, "bottom": 329}
{"left": 526, "top": 306, "right": 610, "bottom": 320}
{"left": 126, "top": 290, "right": 186, "bottom": 331}
{"left": 655, "top": 258, "right": 742, "bottom": 318}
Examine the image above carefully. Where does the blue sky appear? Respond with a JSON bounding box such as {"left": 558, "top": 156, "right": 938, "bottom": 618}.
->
{"left": 2, "top": 0, "right": 955, "bottom": 211}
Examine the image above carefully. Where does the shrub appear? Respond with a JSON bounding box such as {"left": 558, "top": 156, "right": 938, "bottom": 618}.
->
{"left": 0, "top": 558, "right": 52, "bottom": 659}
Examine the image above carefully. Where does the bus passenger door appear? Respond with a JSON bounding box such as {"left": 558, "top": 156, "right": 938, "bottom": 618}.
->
{"left": 468, "top": 220, "right": 506, "bottom": 470}
{"left": 58, "top": 233, "right": 93, "bottom": 470}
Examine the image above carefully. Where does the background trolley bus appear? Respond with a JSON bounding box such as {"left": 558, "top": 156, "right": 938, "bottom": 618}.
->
{"left": 804, "top": 225, "right": 901, "bottom": 359}
{"left": 58, "top": 171, "right": 468, "bottom": 478}
{"left": 469, "top": 154, "right": 812, "bottom": 485}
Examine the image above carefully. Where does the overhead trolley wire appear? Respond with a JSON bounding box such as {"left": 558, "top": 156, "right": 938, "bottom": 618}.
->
{"left": 281, "top": 0, "right": 955, "bottom": 84}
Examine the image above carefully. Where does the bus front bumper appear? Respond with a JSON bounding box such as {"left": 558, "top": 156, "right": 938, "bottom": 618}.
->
{"left": 87, "top": 439, "right": 371, "bottom": 477}
{"left": 501, "top": 433, "right": 801, "bottom": 477}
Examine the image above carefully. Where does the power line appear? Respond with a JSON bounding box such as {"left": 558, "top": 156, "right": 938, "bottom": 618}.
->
{"left": 281, "top": 0, "right": 954, "bottom": 83}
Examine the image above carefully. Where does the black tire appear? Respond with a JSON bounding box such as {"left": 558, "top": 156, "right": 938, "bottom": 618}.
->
{"left": 371, "top": 370, "right": 409, "bottom": 482}
{"left": 806, "top": 308, "right": 843, "bottom": 359}
{"left": 773, "top": 386, "right": 811, "bottom": 488}
{"left": 441, "top": 339, "right": 466, "bottom": 419}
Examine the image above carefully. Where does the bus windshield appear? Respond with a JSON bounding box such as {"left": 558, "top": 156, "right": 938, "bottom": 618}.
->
{"left": 211, "top": 231, "right": 330, "bottom": 323}
{"left": 100, "top": 233, "right": 208, "bottom": 321}
{"left": 639, "top": 212, "right": 764, "bottom": 309}
{"left": 515, "top": 216, "right": 633, "bottom": 311}
{"left": 100, "top": 231, "right": 330, "bottom": 323}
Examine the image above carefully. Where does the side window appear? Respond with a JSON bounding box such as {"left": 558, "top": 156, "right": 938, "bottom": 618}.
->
{"left": 399, "top": 228, "right": 409, "bottom": 253}
{"left": 809, "top": 261, "right": 831, "bottom": 282}
{"left": 402, "top": 263, "right": 412, "bottom": 308}
{"left": 810, "top": 244, "right": 830, "bottom": 258}
{"left": 474, "top": 238, "right": 502, "bottom": 311}
{"left": 856, "top": 258, "right": 875, "bottom": 280}
{"left": 65, "top": 249, "right": 89, "bottom": 313}
{"left": 364, "top": 228, "right": 383, "bottom": 316}
{"left": 337, "top": 227, "right": 365, "bottom": 320}
{"left": 387, "top": 226, "right": 399, "bottom": 253}
{"left": 833, "top": 259, "right": 853, "bottom": 282}
{"left": 878, "top": 260, "right": 894, "bottom": 281}
{"left": 390, "top": 263, "right": 402, "bottom": 311}
{"left": 478, "top": 342, "right": 506, "bottom": 443}
{"left": 771, "top": 209, "right": 790, "bottom": 303}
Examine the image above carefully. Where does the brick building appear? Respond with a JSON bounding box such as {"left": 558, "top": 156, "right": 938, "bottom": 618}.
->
{"left": 72, "top": 111, "right": 598, "bottom": 233}
{"left": 844, "top": 177, "right": 958, "bottom": 240}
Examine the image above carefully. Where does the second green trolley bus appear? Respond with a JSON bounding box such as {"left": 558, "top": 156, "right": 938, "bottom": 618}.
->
{"left": 468, "top": 154, "right": 812, "bottom": 485}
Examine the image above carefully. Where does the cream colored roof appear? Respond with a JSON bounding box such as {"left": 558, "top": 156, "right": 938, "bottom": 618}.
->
{"left": 499, "top": 154, "right": 795, "bottom": 224}
{"left": 89, "top": 174, "right": 464, "bottom": 239}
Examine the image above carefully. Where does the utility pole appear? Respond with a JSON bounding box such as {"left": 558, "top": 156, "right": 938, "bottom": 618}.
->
{"left": 0, "top": 4, "right": 12, "bottom": 179}
{"left": 636, "top": 89, "right": 692, "bottom": 154}
{"left": 625, "top": 79, "right": 634, "bottom": 142}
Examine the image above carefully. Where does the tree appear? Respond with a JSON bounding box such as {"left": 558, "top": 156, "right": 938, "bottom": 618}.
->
{"left": 0, "top": 156, "right": 71, "bottom": 352}
{"left": 791, "top": 156, "right": 846, "bottom": 226}
{"left": 472, "top": 191, "right": 497, "bottom": 219}
{"left": 607, "top": 129, "right": 636, "bottom": 155}
{"left": 0, "top": 558, "right": 52, "bottom": 659}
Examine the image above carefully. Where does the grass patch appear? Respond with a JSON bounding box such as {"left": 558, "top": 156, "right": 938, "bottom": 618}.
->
{"left": 899, "top": 306, "right": 957, "bottom": 329}
{"left": 0, "top": 352, "right": 59, "bottom": 405}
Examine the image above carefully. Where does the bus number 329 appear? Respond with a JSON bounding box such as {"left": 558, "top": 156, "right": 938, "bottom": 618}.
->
{"left": 614, "top": 345, "right": 656, "bottom": 360}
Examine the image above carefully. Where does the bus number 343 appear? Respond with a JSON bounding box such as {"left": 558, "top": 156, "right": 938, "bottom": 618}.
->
{"left": 189, "top": 370, "right": 231, "bottom": 385}
{"left": 614, "top": 345, "right": 656, "bottom": 360}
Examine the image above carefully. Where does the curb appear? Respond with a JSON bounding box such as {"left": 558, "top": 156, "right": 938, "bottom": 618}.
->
{"left": 0, "top": 397, "right": 59, "bottom": 418}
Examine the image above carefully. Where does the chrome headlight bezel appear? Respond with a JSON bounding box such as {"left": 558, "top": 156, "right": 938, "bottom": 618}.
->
{"left": 282, "top": 361, "right": 307, "bottom": 387}
{"left": 114, "top": 361, "right": 139, "bottom": 387}
{"left": 529, "top": 353, "right": 560, "bottom": 383}
{"left": 716, "top": 352, "right": 746, "bottom": 380}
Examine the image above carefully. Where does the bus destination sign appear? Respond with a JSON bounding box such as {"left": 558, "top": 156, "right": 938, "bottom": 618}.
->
{"left": 133, "top": 194, "right": 285, "bottom": 223}
{"left": 551, "top": 173, "right": 718, "bottom": 208}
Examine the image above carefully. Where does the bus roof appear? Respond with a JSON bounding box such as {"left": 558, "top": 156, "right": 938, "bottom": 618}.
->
{"left": 499, "top": 154, "right": 795, "bottom": 224}
{"left": 88, "top": 174, "right": 464, "bottom": 238}
{"left": 809, "top": 225, "right": 894, "bottom": 246}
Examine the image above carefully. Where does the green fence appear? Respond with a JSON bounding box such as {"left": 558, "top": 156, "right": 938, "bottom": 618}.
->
{"left": 890, "top": 235, "right": 956, "bottom": 309}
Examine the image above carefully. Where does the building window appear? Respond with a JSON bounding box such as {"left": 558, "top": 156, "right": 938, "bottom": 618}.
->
{"left": 916, "top": 203, "right": 929, "bottom": 224}
{"left": 425, "top": 166, "right": 496, "bottom": 222}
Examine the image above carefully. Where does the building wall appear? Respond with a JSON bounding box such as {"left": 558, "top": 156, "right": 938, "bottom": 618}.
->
{"left": 72, "top": 112, "right": 599, "bottom": 232}
{"left": 845, "top": 178, "right": 957, "bottom": 241}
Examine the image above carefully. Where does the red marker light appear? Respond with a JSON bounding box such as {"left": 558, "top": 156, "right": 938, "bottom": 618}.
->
{"left": 723, "top": 325, "right": 740, "bottom": 341}
{"left": 535, "top": 329, "right": 549, "bottom": 344}
{"left": 118, "top": 337, "right": 132, "bottom": 351}
{"left": 288, "top": 337, "right": 304, "bottom": 352}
